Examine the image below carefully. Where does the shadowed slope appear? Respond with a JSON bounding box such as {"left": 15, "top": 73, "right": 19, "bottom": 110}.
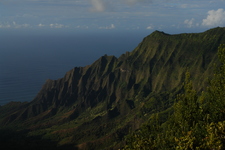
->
{"left": 1, "top": 27, "right": 225, "bottom": 149}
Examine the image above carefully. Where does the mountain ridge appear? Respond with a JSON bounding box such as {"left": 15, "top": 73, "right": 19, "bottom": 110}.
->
{"left": 1, "top": 27, "right": 225, "bottom": 149}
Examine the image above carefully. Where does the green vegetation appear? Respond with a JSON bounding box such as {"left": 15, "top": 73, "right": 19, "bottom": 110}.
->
{"left": 122, "top": 44, "right": 225, "bottom": 150}
{"left": 1, "top": 27, "right": 225, "bottom": 149}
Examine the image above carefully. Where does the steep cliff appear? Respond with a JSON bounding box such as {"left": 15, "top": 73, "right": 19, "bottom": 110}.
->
{"left": 1, "top": 27, "right": 225, "bottom": 149}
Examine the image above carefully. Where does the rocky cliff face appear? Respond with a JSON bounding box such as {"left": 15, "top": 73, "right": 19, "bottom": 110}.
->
{"left": 1, "top": 27, "right": 225, "bottom": 149}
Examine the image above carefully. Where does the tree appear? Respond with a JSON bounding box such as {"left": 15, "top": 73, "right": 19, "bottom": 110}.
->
{"left": 204, "top": 44, "right": 225, "bottom": 122}
{"left": 122, "top": 45, "right": 225, "bottom": 150}
{"left": 170, "top": 72, "right": 206, "bottom": 149}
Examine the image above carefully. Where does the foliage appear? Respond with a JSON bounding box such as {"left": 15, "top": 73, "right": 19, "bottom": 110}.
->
{"left": 123, "top": 44, "right": 225, "bottom": 150}
{"left": 1, "top": 28, "right": 225, "bottom": 150}
{"left": 203, "top": 44, "right": 225, "bottom": 122}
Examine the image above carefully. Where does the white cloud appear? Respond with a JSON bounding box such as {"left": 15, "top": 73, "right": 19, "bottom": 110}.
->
{"left": 99, "top": 24, "right": 115, "bottom": 29}
{"left": 89, "top": 0, "right": 150, "bottom": 12}
{"left": 90, "top": 0, "right": 107, "bottom": 12}
{"left": 0, "top": 22, "right": 69, "bottom": 29}
{"left": 110, "top": 24, "right": 115, "bottom": 29}
{"left": 184, "top": 18, "right": 195, "bottom": 28}
{"left": 38, "top": 23, "right": 45, "bottom": 27}
{"left": 0, "top": 21, "right": 30, "bottom": 28}
{"left": 49, "top": 23, "right": 65, "bottom": 28}
{"left": 146, "top": 25, "right": 154, "bottom": 30}
{"left": 0, "top": 22, "right": 11, "bottom": 28}
{"left": 21, "top": 24, "right": 30, "bottom": 28}
{"left": 49, "top": 24, "right": 54, "bottom": 28}
{"left": 74, "top": 25, "right": 89, "bottom": 29}
{"left": 202, "top": 8, "right": 225, "bottom": 27}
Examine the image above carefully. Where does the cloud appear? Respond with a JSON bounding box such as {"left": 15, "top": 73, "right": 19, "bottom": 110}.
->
{"left": 99, "top": 24, "right": 115, "bottom": 29}
{"left": 73, "top": 25, "right": 89, "bottom": 29}
{"left": 202, "top": 8, "right": 225, "bottom": 27}
{"left": 89, "top": 0, "right": 150, "bottom": 12}
{"left": 0, "top": 21, "right": 30, "bottom": 28}
{"left": 0, "top": 22, "right": 69, "bottom": 29}
{"left": 184, "top": 18, "right": 195, "bottom": 28}
{"left": 49, "top": 23, "right": 65, "bottom": 28}
{"left": 146, "top": 25, "right": 154, "bottom": 30}
{"left": 90, "top": 0, "right": 107, "bottom": 12}
{"left": 38, "top": 23, "right": 70, "bottom": 28}
{"left": 0, "top": 22, "right": 11, "bottom": 28}
{"left": 38, "top": 23, "right": 45, "bottom": 27}
{"left": 14, "top": 22, "right": 30, "bottom": 28}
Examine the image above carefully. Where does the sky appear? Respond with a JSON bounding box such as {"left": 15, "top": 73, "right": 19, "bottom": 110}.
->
{"left": 0, "top": 0, "right": 225, "bottom": 34}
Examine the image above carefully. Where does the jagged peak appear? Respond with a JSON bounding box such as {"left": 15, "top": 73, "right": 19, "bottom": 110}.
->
{"left": 92, "top": 54, "right": 117, "bottom": 66}
{"left": 101, "top": 54, "right": 117, "bottom": 60}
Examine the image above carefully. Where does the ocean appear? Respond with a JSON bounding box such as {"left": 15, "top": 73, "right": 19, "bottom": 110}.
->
{"left": 0, "top": 31, "right": 148, "bottom": 106}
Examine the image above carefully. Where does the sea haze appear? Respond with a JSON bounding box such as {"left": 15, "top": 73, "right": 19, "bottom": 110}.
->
{"left": 0, "top": 30, "right": 148, "bottom": 106}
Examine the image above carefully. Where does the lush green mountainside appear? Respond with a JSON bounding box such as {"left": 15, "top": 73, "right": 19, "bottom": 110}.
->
{"left": 1, "top": 27, "right": 225, "bottom": 149}
{"left": 123, "top": 44, "right": 225, "bottom": 149}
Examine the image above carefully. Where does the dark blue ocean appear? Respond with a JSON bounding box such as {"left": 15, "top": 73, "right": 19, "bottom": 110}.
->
{"left": 0, "top": 31, "right": 148, "bottom": 106}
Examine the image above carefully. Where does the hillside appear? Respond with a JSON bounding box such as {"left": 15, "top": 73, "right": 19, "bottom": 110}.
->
{"left": 1, "top": 27, "right": 225, "bottom": 149}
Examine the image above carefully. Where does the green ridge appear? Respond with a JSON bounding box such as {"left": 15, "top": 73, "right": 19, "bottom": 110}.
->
{"left": 1, "top": 27, "right": 225, "bottom": 149}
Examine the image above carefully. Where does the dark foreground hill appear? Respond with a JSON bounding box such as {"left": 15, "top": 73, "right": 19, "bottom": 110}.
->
{"left": 1, "top": 27, "right": 225, "bottom": 149}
